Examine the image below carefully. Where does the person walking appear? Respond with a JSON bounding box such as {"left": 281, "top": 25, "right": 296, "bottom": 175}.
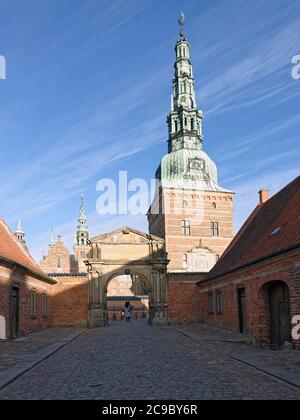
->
{"left": 124, "top": 301, "right": 133, "bottom": 322}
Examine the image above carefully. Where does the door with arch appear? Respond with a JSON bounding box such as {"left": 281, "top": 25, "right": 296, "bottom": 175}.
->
{"left": 269, "top": 282, "right": 291, "bottom": 350}
{"left": 86, "top": 227, "right": 169, "bottom": 328}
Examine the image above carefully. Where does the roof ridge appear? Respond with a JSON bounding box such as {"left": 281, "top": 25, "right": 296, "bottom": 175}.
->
{"left": 205, "top": 175, "right": 300, "bottom": 281}
{"left": 0, "top": 219, "right": 43, "bottom": 274}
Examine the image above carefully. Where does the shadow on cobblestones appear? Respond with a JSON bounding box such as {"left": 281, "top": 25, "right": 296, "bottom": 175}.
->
{"left": 0, "top": 321, "right": 300, "bottom": 400}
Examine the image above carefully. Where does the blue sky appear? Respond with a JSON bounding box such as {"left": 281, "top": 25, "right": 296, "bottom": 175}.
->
{"left": 0, "top": 0, "right": 299, "bottom": 261}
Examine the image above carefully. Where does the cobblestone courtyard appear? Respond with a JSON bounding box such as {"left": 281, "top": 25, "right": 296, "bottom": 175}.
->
{"left": 1, "top": 321, "right": 300, "bottom": 400}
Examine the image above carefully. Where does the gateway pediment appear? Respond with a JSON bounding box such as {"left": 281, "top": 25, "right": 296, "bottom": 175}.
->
{"left": 91, "top": 227, "right": 164, "bottom": 246}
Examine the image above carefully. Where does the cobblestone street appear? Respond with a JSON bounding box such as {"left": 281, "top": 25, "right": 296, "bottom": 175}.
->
{"left": 1, "top": 321, "right": 300, "bottom": 400}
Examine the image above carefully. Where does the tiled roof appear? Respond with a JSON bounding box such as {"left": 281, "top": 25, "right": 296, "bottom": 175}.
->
{"left": 205, "top": 176, "right": 300, "bottom": 281}
{"left": 0, "top": 219, "right": 55, "bottom": 283}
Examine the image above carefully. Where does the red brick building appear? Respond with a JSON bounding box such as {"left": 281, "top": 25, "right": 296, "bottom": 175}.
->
{"left": 198, "top": 177, "right": 300, "bottom": 350}
{"left": 0, "top": 219, "right": 56, "bottom": 340}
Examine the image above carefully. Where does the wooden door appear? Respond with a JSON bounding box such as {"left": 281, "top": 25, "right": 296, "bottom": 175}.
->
{"left": 11, "top": 287, "right": 20, "bottom": 339}
{"left": 269, "top": 283, "right": 291, "bottom": 350}
{"left": 238, "top": 288, "right": 247, "bottom": 334}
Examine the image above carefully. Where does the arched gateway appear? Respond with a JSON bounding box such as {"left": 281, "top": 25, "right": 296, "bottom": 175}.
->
{"left": 86, "top": 227, "right": 169, "bottom": 327}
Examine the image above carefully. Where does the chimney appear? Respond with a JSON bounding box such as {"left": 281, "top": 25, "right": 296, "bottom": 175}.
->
{"left": 259, "top": 189, "right": 269, "bottom": 205}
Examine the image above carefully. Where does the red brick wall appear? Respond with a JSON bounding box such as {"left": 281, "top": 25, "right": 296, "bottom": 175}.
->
{"left": 107, "top": 298, "right": 149, "bottom": 321}
{"left": 0, "top": 263, "right": 52, "bottom": 340}
{"left": 149, "top": 188, "right": 234, "bottom": 272}
{"left": 51, "top": 275, "right": 88, "bottom": 327}
{"left": 198, "top": 251, "right": 300, "bottom": 348}
{"left": 167, "top": 273, "right": 204, "bottom": 324}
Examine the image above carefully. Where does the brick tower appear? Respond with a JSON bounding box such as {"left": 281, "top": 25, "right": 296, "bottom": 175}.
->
{"left": 148, "top": 13, "right": 234, "bottom": 273}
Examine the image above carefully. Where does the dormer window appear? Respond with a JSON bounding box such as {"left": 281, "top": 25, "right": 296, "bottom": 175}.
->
{"left": 271, "top": 227, "right": 282, "bottom": 236}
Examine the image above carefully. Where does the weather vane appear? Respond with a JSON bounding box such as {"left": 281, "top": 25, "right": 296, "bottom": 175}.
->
{"left": 178, "top": 11, "right": 185, "bottom": 38}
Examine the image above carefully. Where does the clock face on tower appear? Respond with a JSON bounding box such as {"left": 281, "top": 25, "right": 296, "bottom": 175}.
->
{"left": 184, "top": 158, "right": 206, "bottom": 180}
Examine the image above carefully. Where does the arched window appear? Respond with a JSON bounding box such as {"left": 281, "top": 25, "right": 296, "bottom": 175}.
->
{"left": 182, "top": 200, "right": 188, "bottom": 209}
{"left": 191, "top": 118, "right": 195, "bottom": 130}
{"left": 212, "top": 202, "right": 217, "bottom": 209}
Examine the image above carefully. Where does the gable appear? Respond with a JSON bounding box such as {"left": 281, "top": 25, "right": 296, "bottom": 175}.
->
{"left": 92, "top": 227, "right": 164, "bottom": 245}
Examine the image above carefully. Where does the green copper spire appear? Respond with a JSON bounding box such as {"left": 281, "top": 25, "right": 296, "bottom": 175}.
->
{"left": 155, "top": 14, "right": 231, "bottom": 193}
{"left": 75, "top": 194, "right": 89, "bottom": 246}
{"left": 168, "top": 12, "right": 203, "bottom": 154}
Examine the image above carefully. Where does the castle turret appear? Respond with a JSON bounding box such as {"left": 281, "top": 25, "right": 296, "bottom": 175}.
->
{"left": 14, "top": 219, "right": 28, "bottom": 251}
{"left": 73, "top": 194, "right": 90, "bottom": 272}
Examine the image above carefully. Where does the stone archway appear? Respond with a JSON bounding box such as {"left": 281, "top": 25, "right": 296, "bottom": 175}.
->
{"left": 86, "top": 227, "right": 169, "bottom": 328}
{"left": 105, "top": 271, "right": 152, "bottom": 323}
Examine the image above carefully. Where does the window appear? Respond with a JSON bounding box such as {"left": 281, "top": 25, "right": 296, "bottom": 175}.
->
{"left": 211, "top": 222, "right": 219, "bottom": 237}
{"left": 182, "top": 220, "right": 191, "bottom": 236}
{"left": 208, "top": 293, "right": 214, "bottom": 314}
{"left": 215, "top": 291, "right": 223, "bottom": 314}
{"left": 191, "top": 118, "right": 195, "bottom": 131}
{"left": 42, "top": 294, "right": 48, "bottom": 317}
{"left": 271, "top": 226, "right": 282, "bottom": 236}
{"left": 30, "top": 291, "right": 37, "bottom": 318}
{"left": 182, "top": 200, "right": 188, "bottom": 209}
{"left": 183, "top": 254, "right": 188, "bottom": 269}
{"left": 212, "top": 202, "right": 217, "bottom": 209}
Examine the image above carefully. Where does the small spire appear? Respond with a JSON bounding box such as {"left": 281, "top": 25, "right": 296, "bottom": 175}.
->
{"left": 16, "top": 218, "right": 24, "bottom": 234}
{"left": 75, "top": 194, "right": 89, "bottom": 246}
{"left": 49, "top": 226, "right": 55, "bottom": 247}
{"left": 14, "top": 218, "right": 27, "bottom": 250}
